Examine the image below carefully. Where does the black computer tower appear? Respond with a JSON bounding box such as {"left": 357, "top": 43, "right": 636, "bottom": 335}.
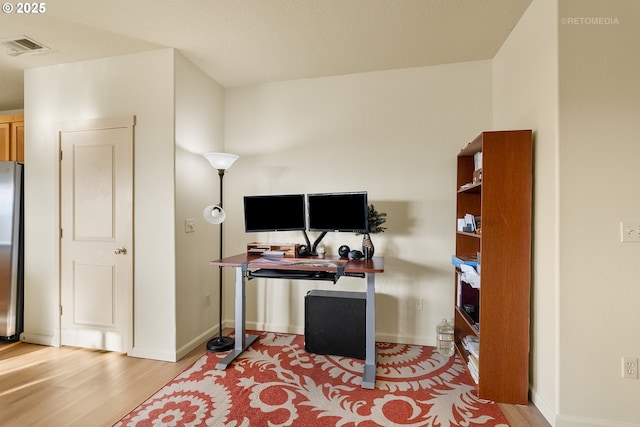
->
{"left": 304, "top": 289, "right": 366, "bottom": 359}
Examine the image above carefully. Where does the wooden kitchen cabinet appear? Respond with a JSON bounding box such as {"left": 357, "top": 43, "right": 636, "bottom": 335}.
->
{"left": 0, "top": 114, "right": 24, "bottom": 162}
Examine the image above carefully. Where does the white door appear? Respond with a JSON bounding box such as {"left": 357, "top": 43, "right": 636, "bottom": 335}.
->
{"left": 59, "top": 116, "right": 134, "bottom": 353}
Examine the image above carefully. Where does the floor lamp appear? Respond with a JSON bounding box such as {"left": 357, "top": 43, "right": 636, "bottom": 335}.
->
{"left": 203, "top": 152, "right": 239, "bottom": 352}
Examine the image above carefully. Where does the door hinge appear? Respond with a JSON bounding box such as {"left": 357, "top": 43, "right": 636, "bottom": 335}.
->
{"left": 60, "top": 228, "right": 63, "bottom": 238}
{"left": 60, "top": 151, "right": 63, "bottom": 161}
{"left": 59, "top": 305, "right": 63, "bottom": 316}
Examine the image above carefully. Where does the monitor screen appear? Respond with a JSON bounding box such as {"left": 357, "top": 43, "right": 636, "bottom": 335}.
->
{"left": 307, "top": 191, "right": 369, "bottom": 233}
{"left": 243, "top": 194, "right": 307, "bottom": 232}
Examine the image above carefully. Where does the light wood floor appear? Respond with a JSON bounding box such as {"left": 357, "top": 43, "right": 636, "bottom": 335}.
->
{"left": 0, "top": 337, "right": 550, "bottom": 427}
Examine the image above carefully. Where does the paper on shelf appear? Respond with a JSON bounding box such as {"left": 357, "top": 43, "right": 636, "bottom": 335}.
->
{"left": 474, "top": 151, "right": 483, "bottom": 170}
{"left": 462, "top": 335, "right": 480, "bottom": 359}
{"left": 459, "top": 264, "right": 480, "bottom": 289}
{"left": 464, "top": 213, "right": 476, "bottom": 232}
{"left": 467, "top": 359, "right": 479, "bottom": 384}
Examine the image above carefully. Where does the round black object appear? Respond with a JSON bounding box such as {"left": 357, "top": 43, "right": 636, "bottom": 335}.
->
{"left": 338, "top": 245, "right": 350, "bottom": 258}
{"left": 348, "top": 249, "right": 364, "bottom": 260}
{"left": 207, "top": 336, "right": 234, "bottom": 352}
{"left": 296, "top": 244, "right": 310, "bottom": 257}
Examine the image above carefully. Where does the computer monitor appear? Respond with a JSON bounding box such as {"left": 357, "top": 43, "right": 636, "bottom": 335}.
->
{"left": 307, "top": 191, "right": 369, "bottom": 233}
{"left": 243, "top": 194, "right": 307, "bottom": 232}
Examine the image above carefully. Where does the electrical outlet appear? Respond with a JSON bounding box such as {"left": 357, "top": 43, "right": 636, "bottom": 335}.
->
{"left": 620, "top": 221, "right": 640, "bottom": 242}
{"left": 185, "top": 219, "right": 195, "bottom": 233}
{"left": 622, "top": 356, "right": 638, "bottom": 379}
{"left": 415, "top": 298, "right": 423, "bottom": 311}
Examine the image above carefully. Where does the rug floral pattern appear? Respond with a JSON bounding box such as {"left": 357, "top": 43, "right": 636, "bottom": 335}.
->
{"left": 114, "top": 332, "right": 509, "bottom": 427}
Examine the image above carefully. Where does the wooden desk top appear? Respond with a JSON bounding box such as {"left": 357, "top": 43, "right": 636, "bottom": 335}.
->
{"left": 210, "top": 253, "right": 384, "bottom": 274}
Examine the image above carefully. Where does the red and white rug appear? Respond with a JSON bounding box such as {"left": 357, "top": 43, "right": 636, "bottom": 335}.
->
{"left": 114, "top": 332, "right": 509, "bottom": 427}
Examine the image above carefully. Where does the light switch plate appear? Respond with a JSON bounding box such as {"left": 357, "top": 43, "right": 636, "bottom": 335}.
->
{"left": 620, "top": 221, "right": 640, "bottom": 242}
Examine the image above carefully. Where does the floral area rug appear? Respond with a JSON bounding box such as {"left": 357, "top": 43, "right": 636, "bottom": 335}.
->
{"left": 114, "top": 331, "right": 509, "bottom": 427}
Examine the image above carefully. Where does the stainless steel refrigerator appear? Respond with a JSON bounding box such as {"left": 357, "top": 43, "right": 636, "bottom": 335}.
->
{"left": 0, "top": 161, "right": 24, "bottom": 340}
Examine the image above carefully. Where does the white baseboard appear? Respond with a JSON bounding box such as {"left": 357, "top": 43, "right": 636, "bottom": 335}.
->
{"left": 20, "top": 331, "right": 59, "bottom": 347}
{"left": 531, "top": 387, "right": 640, "bottom": 427}
{"left": 129, "top": 346, "right": 178, "bottom": 362}
{"left": 530, "top": 387, "right": 557, "bottom": 426}
{"left": 245, "top": 321, "right": 304, "bottom": 336}
{"left": 241, "top": 321, "right": 431, "bottom": 347}
{"left": 176, "top": 325, "right": 219, "bottom": 361}
{"left": 556, "top": 415, "right": 640, "bottom": 427}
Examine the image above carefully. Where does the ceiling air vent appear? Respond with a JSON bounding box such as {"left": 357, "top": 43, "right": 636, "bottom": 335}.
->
{"left": 1, "top": 36, "right": 49, "bottom": 56}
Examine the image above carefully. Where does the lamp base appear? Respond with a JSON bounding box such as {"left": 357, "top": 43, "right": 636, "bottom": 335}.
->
{"left": 206, "top": 335, "right": 234, "bottom": 352}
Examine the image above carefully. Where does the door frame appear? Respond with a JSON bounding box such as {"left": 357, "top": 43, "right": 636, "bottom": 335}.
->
{"left": 56, "top": 115, "right": 135, "bottom": 353}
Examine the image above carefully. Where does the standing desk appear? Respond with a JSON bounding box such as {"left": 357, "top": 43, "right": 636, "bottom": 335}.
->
{"left": 209, "top": 253, "right": 384, "bottom": 389}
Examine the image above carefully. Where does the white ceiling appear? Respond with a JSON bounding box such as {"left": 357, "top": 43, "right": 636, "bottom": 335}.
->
{"left": 0, "top": 0, "right": 532, "bottom": 111}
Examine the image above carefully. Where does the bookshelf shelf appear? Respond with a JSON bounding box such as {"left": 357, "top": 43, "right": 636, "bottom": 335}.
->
{"left": 453, "top": 130, "right": 532, "bottom": 405}
{"left": 457, "top": 182, "right": 482, "bottom": 193}
{"left": 456, "top": 231, "right": 481, "bottom": 239}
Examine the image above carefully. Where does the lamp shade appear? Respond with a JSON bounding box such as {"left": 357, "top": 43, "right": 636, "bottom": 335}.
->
{"left": 203, "top": 152, "right": 239, "bottom": 170}
{"left": 203, "top": 205, "right": 226, "bottom": 224}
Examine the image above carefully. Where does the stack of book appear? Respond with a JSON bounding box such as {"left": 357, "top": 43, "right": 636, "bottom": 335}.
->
{"left": 462, "top": 335, "right": 480, "bottom": 384}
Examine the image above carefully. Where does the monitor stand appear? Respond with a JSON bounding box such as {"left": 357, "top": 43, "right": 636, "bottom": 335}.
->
{"left": 302, "top": 230, "right": 327, "bottom": 256}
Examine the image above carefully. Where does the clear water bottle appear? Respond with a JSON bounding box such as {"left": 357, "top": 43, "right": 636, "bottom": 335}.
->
{"left": 436, "top": 318, "right": 455, "bottom": 356}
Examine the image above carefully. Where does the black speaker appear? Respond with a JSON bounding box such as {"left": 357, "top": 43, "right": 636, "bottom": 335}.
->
{"left": 338, "top": 245, "right": 350, "bottom": 258}
{"left": 296, "top": 244, "right": 310, "bottom": 257}
{"left": 304, "top": 290, "right": 366, "bottom": 359}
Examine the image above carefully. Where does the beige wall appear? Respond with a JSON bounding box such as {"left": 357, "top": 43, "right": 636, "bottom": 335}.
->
{"left": 20, "top": 3, "right": 640, "bottom": 424}
{"left": 493, "top": 0, "right": 560, "bottom": 423}
{"left": 495, "top": 1, "right": 640, "bottom": 425}
{"left": 23, "top": 49, "right": 177, "bottom": 358}
{"left": 22, "top": 49, "right": 225, "bottom": 362}
{"left": 174, "top": 52, "right": 228, "bottom": 357}
{"left": 223, "top": 61, "right": 492, "bottom": 344}
{"left": 556, "top": 1, "right": 640, "bottom": 426}
{"left": 0, "top": 109, "right": 24, "bottom": 115}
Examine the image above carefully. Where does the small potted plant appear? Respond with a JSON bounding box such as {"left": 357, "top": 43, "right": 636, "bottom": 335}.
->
{"left": 361, "top": 204, "right": 387, "bottom": 259}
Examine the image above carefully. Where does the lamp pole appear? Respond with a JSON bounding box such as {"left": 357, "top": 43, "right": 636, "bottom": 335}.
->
{"left": 218, "top": 169, "right": 225, "bottom": 307}
{"left": 203, "top": 152, "right": 239, "bottom": 353}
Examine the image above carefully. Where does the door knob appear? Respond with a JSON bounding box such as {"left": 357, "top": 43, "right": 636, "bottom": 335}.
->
{"left": 114, "top": 247, "right": 127, "bottom": 255}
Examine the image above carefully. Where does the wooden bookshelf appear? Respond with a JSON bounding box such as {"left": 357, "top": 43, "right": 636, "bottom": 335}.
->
{"left": 454, "top": 130, "right": 532, "bottom": 404}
